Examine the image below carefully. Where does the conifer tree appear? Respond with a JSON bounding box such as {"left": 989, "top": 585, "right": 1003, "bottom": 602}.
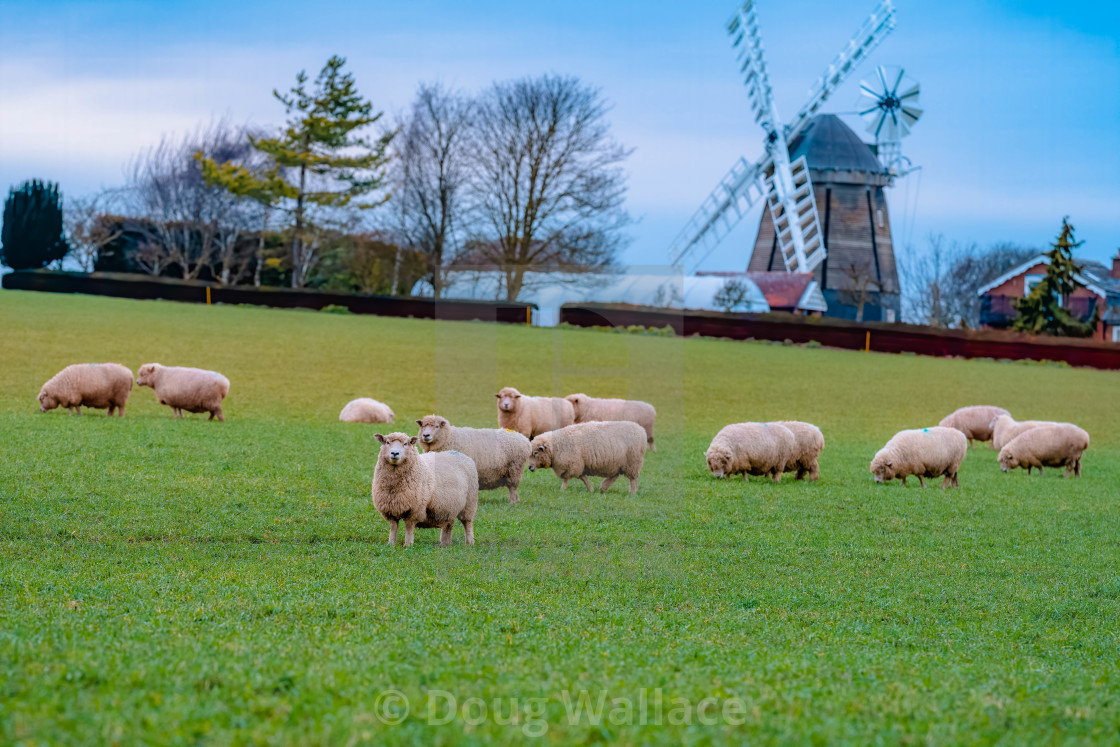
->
{"left": 1, "top": 180, "right": 69, "bottom": 270}
{"left": 1012, "top": 217, "right": 1098, "bottom": 338}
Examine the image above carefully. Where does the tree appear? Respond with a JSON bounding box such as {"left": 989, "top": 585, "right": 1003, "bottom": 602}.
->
{"left": 1012, "top": 217, "right": 1098, "bottom": 338}
{"left": 64, "top": 192, "right": 124, "bottom": 272}
{"left": 839, "top": 263, "right": 879, "bottom": 323}
{"left": 712, "top": 278, "right": 753, "bottom": 312}
{"left": 468, "top": 74, "right": 632, "bottom": 301}
{"left": 392, "top": 83, "right": 473, "bottom": 299}
{"left": 1, "top": 180, "right": 68, "bottom": 270}
{"left": 199, "top": 56, "right": 394, "bottom": 287}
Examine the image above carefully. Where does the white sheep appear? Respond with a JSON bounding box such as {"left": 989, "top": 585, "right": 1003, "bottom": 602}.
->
{"left": 372, "top": 432, "right": 478, "bottom": 547}
{"left": 998, "top": 423, "right": 1090, "bottom": 478}
{"left": 496, "top": 386, "right": 575, "bottom": 439}
{"left": 771, "top": 420, "right": 825, "bottom": 481}
{"left": 527, "top": 421, "right": 647, "bottom": 494}
{"left": 38, "top": 363, "right": 134, "bottom": 416}
{"left": 564, "top": 393, "right": 657, "bottom": 451}
{"left": 990, "top": 414, "right": 1054, "bottom": 451}
{"left": 416, "top": 415, "right": 531, "bottom": 504}
{"left": 136, "top": 363, "right": 230, "bottom": 421}
{"left": 938, "top": 405, "right": 1009, "bottom": 447}
{"left": 870, "top": 426, "right": 968, "bottom": 488}
{"left": 340, "top": 398, "right": 395, "bottom": 424}
{"left": 705, "top": 422, "right": 796, "bottom": 482}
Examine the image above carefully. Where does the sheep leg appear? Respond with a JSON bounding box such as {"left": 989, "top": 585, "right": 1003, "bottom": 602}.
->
{"left": 627, "top": 474, "right": 638, "bottom": 494}
{"left": 214, "top": 405, "right": 225, "bottom": 423}
{"left": 809, "top": 462, "right": 820, "bottom": 481}
{"left": 1075, "top": 457, "right": 1082, "bottom": 478}
{"left": 403, "top": 523, "right": 416, "bottom": 547}
{"left": 440, "top": 524, "right": 453, "bottom": 547}
{"left": 559, "top": 475, "right": 569, "bottom": 489}
{"left": 599, "top": 475, "right": 618, "bottom": 493}
{"left": 507, "top": 486, "right": 519, "bottom": 504}
{"left": 117, "top": 405, "right": 125, "bottom": 418}
{"left": 900, "top": 476, "right": 907, "bottom": 486}
{"left": 648, "top": 437, "right": 656, "bottom": 452}
{"left": 581, "top": 475, "right": 593, "bottom": 492}
{"left": 770, "top": 469, "right": 781, "bottom": 483}
{"left": 173, "top": 408, "right": 183, "bottom": 419}
{"left": 918, "top": 476, "right": 926, "bottom": 488}
{"left": 1037, "top": 466, "right": 1043, "bottom": 476}
{"left": 462, "top": 519, "right": 475, "bottom": 546}
{"left": 107, "top": 405, "right": 115, "bottom": 417}
{"left": 387, "top": 520, "right": 399, "bottom": 546}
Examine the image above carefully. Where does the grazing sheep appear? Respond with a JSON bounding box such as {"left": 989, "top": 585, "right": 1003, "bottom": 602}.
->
{"left": 564, "top": 393, "right": 658, "bottom": 451}
{"left": 38, "top": 363, "right": 133, "bottom": 416}
{"left": 496, "top": 386, "right": 575, "bottom": 439}
{"left": 372, "top": 432, "right": 478, "bottom": 547}
{"left": 416, "top": 415, "right": 531, "bottom": 504}
{"left": 704, "top": 422, "right": 796, "bottom": 483}
{"left": 870, "top": 426, "right": 968, "bottom": 488}
{"left": 998, "top": 423, "right": 1090, "bottom": 478}
{"left": 938, "top": 405, "right": 1010, "bottom": 447}
{"left": 527, "top": 421, "right": 647, "bottom": 494}
{"left": 990, "top": 414, "right": 1053, "bottom": 451}
{"left": 771, "top": 420, "right": 825, "bottom": 481}
{"left": 340, "top": 398, "right": 395, "bottom": 424}
{"left": 136, "top": 363, "right": 230, "bottom": 421}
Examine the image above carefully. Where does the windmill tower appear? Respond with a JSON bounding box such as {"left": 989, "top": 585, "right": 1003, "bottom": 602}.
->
{"left": 668, "top": 0, "right": 922, "bottom": 322}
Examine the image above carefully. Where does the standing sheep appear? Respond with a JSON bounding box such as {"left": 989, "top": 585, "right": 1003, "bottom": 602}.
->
{"left": 938, "top": 405, "right": 1009, "bottom": 447}
{"left": 136, "top": 363, "right": 230, "bottom": 421}
{"left": 705, "top": 423, "right": 796, "bottom": 483}
{"left": 372, "top": 432, "right": 478, "bottom": 547}
{"left": 771, "top": 421, "right": 825, "bottom": 481}
{"left": 496, "top": 386, "right": 575, "bottom": 439}
{"left": 527, "top": 421, "right": 647, "bottom": 494}
{"left": 870, "top": 426, "right": 968, "bottom": 488}
{"left": 564, "top": 393, "right": 658, "bottom": 451}
{"left": 416, "top": 415, "right": 531, "bottom": 504}
{"left": 990, "top": 414, "right": 1054, "bottom": 451}
{"left": 38, "top": 363, "right": 134, "bottom": 416}
{"left": 340, "top": 398, "right": 395, "bottom": 424}
{"left": 998, "top": 423, "right": 1090, "bottom": 478}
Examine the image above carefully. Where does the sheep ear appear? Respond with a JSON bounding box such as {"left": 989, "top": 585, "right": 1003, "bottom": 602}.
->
{"left": 409, "top": 436, "right": 419, "bottom": 445}
{"left": 415, "top": 419, "right": 423, "bottom": 427}
{"left": 495, "top": 393, "right": 501, "bottom": 398}
{"left": 374, "top": 434, "right": 387, "bottom": 444}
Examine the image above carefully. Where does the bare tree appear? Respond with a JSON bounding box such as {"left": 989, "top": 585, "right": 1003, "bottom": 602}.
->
{"left": 64, "top": 191, "right": 123, "bottom": 271}
{"left": 713, "top": 278, "right": 753, "bottom": 312}
{"left": 468, "top": 74, "right": 632, "bottom": 301}
{"left": 839, "top": 263, "right": 879, "bottom": 323}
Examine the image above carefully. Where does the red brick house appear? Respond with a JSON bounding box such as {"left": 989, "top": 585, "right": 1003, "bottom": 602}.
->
{"left": 978, "top": 252, "right": 1120, "bottom": 342}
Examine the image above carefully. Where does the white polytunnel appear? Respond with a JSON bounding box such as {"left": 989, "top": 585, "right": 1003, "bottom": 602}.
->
{"left": 411, "top": 269, "right": 770, "bottom": 326}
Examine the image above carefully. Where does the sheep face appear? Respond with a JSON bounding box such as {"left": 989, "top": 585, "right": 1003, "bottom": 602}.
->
{"left": 705, "top": 449, "right": 730, "bottom": 478}
{"left": 38, "top": 389, "right": 58, "bottom": 412}
{"left": 998, "top": 450, "right": 1018, "bottom": 472}
{"left": 496, "top": 388, "right": 521, "bottom": 413}
{"left": 375, "top": 432, "right": 419, "bottom": 466}
{"left": 136, "top": 363, "right": 159, "bottom": 388}
{"left": 416, "top": 416, "right": 449, "bottom": 445}
{"left": 527, "top": 439, "right": 552, "bottom": 471}
{"left": 870, "top": 454, "right": 894, "bottom": 483}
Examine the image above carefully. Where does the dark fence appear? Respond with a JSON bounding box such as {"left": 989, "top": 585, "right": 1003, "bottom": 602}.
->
{"left": 2, "top": 270, "right": 534, "bottom": 325}
{"left": 561, "top": 303, "right": 1120, "bottom": 371}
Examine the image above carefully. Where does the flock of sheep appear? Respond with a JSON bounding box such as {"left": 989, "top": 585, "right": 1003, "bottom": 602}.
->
{"left": 36, "top": 365, "right": 1092, "bottom": 548}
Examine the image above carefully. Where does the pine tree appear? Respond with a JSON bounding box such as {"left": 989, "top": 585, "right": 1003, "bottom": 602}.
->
{"left": 1, "top": 180, "right": 69, "bottom": 270}
{"left": 1012, "top": 217, "right": 1098, "bottom": 338}
{"left": 198, "top": 56, "right": 394, "bottom": 287}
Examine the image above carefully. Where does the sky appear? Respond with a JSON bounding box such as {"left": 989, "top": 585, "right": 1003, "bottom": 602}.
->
{"left": 1, "top": 0, "right": 1118, "bottom": 271}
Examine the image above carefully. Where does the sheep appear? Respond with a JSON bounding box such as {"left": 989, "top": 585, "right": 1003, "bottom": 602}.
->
{"left": 340, "top": 398, "right": 395, "bottom": 424}
{"left": 136, "top": 363, "right": 230, "bottom": 421}
{"left": 704, "top": 422, "right": 796, "bottom": 482}
{"left": 496, "top": 386, "right": 575, "bottom": 439}
{"left": 416, "top": 415, "right": 531, "bottom": 504}
{"left": 938, "top": 405, "right": 1009, "bottom": 447}
{"left": 564, "top": 393, "right": 658, "bottom": 451}
{"left": 990, "top": 414, "right": 1054, "bottom": 451}
{"left": 870, "top": 426, "right": 968, "bottom": 488}
{"left": 372, "top": 432, "right": 478, "bottom": 547}
{"left": 771, "top": 420, "right": 825, "bottom": 481}
{"left": 998, "top": 423, "right": 1090, "bottom": 478}
{"left": 527, "top": 421, "right": 647, "bottom": 494}
{"left": 38, "top": 363, "right": 133, "bottom": 416}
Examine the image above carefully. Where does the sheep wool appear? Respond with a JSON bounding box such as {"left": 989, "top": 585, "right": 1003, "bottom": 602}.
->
{"left": 998, "top": 423, "right": 1090, "bottom": 478}
{"left": 496, "top": 386, "right": 575, "bottom": 439}
{"left": 771, "top": 421, "right": 825, "bottom": 480}
{"left": 870, "top": 426, "right": 968, "bottom": 488}
{"left": 340, "top": 398, "right": 395, "bottom": 424}
{"left": 938, "top": 405, "right": 1010, "bottom": 446}
{"left": 416, "top": 415, "right": 531, "bottom": 503}
{"left": 38, "top": 363, "right": 134, "bottom": 416}
{"left": 371, "top": 432, "right": 478, "bottom": 546}
{"left": 565, "top": 393, "right": 658, "bottom": 451}
{"left": 705, "top": 422, "right": 796, "bottom": 482}
{"left": 137, "top": 363, "right": 230, "bottom": 421}
{"left": 990, "top": 414, "right": 1054, "bottom": 452}
{"left": 527, "top": 420, "right": 647, "bottom": 494}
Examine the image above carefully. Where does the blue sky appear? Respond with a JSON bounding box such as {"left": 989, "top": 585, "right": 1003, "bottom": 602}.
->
{"left": 1, "top": 0, "right": 1118, "bottom": 269}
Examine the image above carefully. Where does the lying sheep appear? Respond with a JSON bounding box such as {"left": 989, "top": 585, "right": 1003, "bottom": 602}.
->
{"left": 416, "top": 415, "right": 531, "bottom": 504}
{"left": 938, "top": 405, "right": 1009, "bottom": 447}
{"left": 998, "top": 423, "right": 1090, "bottom": 478}
{"left": 990, "top": 414, "right": 1053, "bottom": 451}
{"left": 372, "top": 432, "right": 478, "bottom": 546}
{"left": 705, "top": 422, "right": 796, "bottom": 482}
{"left": 340, "top": 398, "right": 395, "bottom": 424}
{"left": 38, "top": 363, "right": 133, "bottom": 416}
{"left": 565, "top": 393, "right": 658, "bottom": 451}
{"left": 772, "top": 421, "right": 825, "bottom": 481}
{"left": 527, "top": 421, "right": 646, "bottom": 494}
{"left": 136, "top": 363, "right": 230, "bottom": 421}
{"left": 870, "top": 426, "right": 968, "bottom": 488}
{"left": 496, "top": 386, "right": 575, "bottom": 439}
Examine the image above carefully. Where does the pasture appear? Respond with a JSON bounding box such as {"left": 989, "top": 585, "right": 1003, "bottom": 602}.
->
{"left": 1, "top": 290, "right": 1118, "bottom": 745}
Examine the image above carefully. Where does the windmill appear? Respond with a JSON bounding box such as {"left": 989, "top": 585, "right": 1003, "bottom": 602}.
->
{"left": 857, "top": 65, "right": 923, "bottom": 179}
{"left": 668, "top": 0, "right": 898, "bottom": 275}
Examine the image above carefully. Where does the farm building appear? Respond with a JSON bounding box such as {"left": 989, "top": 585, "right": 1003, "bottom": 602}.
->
{"left": 978, "top": 252, "right": 1120, "bottom": 342}
{"left": 694, "top": 272, "right": 827, "bottom": 315}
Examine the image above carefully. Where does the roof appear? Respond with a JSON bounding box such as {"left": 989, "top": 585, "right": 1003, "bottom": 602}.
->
{"left": 787, "top": 114, "right": 886, "bottom": 175}
{"left": 695, "top": 271, "right": 827, "bottom": 312}
{"left": 977, "top": 255, "right": 1120, "bottom": 298}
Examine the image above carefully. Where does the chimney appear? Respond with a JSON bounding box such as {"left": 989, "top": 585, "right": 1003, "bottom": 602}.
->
{"left": 1113, "top": 251, "right": 1120, "bottom": 280}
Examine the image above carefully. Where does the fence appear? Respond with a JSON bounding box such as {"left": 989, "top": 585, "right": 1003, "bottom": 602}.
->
{"left": 560, "top": 303, "right": 1120, "bottom": 371}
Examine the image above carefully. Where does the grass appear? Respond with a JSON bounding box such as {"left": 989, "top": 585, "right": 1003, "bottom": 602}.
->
{"left": 1, "top": 290, "right": 1118, "bottom": 745}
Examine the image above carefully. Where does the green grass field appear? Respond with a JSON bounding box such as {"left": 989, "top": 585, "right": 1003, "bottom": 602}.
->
{"left": 2, "top": 290, "right": 1118, "bottom": 745}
